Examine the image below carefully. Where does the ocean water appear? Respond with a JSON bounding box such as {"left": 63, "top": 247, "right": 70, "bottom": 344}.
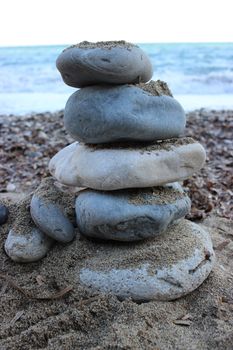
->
{"left": 0, "top": 43, "right": 233, "bottom": 114}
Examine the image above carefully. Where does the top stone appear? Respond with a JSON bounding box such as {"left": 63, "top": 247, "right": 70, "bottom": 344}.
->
{"left": 56, "top": 41, "right": 153, "bottom": 87}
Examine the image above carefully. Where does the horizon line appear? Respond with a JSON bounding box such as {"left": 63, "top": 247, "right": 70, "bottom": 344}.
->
{"left": 0, "top": 41, "right": 233, "bottom": 49}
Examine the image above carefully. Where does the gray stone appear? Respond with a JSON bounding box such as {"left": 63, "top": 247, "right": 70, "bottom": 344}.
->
{"left": 5, "top": 228, "right": 53, "bottom": 263}
{"left": 75, "top": 184, "right": 191, "bottom": 241}
{"left": 4, "top": 196, "right": 53, "bottom": 263}
{"left": 78, "top": 220, "right": 215, "bottom": 301}
{"left": 30, "top": 177, "right": 75, "bottom": 243}
{"left": 64, "top": 83, "right": 185, "bottom": 143}
{"left": 0, "top": 204, "right": 9, "bottom": 225}
{"left": 56, "top": 41, "right": 153, "bottom": 87}
{"left": 49, "top": 138, "right": 206, "bottom": 190}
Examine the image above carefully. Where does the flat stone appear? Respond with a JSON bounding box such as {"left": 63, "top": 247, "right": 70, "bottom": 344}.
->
{"left": 56, "top": 40, "right": 153, "bottom": 87}
{"left": 30, "top": 177, "right": 75, "bottom": 243}
{"left": 0, "top": 204, "right": 9, "bottom": 225}
{"left": 75, "top": 183, "right": 191, "bottom": 241}
{"left": 49, "top": 138, "right": 206, "bottom": 190}
{"left": 78, "top": 220, "right": 215, "bottom": 301}
{"left": 64, "top": 82, "right": 185, "bottom": 143}
{"left": 4, "top": 196, "right": 53, "bottom": 263}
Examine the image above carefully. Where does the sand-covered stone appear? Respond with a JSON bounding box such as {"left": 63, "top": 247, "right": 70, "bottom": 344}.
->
{"left": 56, "top": 40, "right": 153, "bottom": 87}
{"left": 30, "top": 177, "right": 75, "bottom": 243}
{"left": 79, "top": 220, "right": 215, "bottom": 301}
{"left": 64, "top": 81, "right": 185, "bottom": 143}
{"left": 49, "top": 138, "right": 206, "bottom": 190}
{"left": 4, "top": 196, "right": 53, "bottom": 262}
{"left": 75, "top": 183, "right": 191, "bottom": 241}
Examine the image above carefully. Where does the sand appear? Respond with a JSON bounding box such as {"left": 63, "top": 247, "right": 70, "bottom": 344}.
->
{"left": 0, "top": 109, "right": 232, "bottom": 349}
{"left": 65, "top": 40, "right": 136, "bottom": 51}
{"left": 138, "top": 80, "right": 173, "bottom": 97}
{"left": 0, "top": 197, "right": 233, "bottom": 349}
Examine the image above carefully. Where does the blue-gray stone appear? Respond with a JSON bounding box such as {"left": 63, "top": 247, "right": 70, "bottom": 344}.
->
{"left": 30, "top": 178, "right": 75, "bottom": 243}
{"left": 0, "top": 204, "right": 9, "bottom": 225}
{"left": 75, "top": 184, "right": 191, "bottom": 241}
{"left": 56, "top": 41, "right": 153, "bottom": 87}
{"left": 64, "top": 83, "right": 186, "bottom": 143}
{"left": 4, "top": 195, "right": 53, "bottom": 263}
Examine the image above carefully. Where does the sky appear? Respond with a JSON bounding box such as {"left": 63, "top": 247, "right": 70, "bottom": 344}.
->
{"left": 0, "top": 0, "right": 233, "bottom": 46}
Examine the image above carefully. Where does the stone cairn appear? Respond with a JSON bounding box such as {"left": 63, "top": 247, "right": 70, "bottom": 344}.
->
{"left": 4, "top": 41, "right": 215, "bottom": 301}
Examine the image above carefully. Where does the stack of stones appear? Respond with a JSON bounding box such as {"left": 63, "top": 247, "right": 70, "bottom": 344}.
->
{"left": 4, "top": 41, "right": 215, "bottom": 301}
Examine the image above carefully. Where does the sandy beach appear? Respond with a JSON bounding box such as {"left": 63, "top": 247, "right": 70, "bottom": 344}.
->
{"left": 0, "top": 109, "right": 233, "bottom": 349}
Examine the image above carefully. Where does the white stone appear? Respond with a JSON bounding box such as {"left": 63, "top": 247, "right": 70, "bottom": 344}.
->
{"left": 49, "top": 139, "right": 206, "bottom": 190}
{"left": 78, "top": 220, "right": 215, "bottom": 301}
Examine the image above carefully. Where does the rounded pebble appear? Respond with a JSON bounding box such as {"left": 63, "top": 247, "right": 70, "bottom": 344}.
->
{"left": 56, "top": 41, "right": 153, "bottom": 87}
{"left": 64, "top": 83, "right": 185, "bottom": 143}
{"left": 30, "top": 177, "right": 75, "bottom": 243}
{"left": 5, "top": 228, "right": 53, "bottom": 263}
{"left": 4, "top": 196, "right": 53, "bottom": 263}
{"left": 49, "top": 138, "right": 206, "bottom": 190}
{"left": 75, "top": 184, "right": 191, "bottom": 241}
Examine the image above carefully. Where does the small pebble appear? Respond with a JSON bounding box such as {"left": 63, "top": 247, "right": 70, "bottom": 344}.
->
{"left": 6, "top": 183, "right": 16, "bottom": 192}
{"left": 30, "top": 177, "right": 75, "bottom": 243}
{"left": 0, "top": 204, "right": 9, "bottom": 225}
{"left": 4, "top": 196, "right": 54, "bottom": 263}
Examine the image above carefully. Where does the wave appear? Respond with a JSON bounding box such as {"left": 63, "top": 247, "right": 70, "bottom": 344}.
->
{"left": 0, "top": 43, "right": 233, "bottom": 113}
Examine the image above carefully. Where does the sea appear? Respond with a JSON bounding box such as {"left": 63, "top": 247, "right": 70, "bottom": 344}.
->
{"left": 0, "top": 43, "right": 233, "bottom": 114}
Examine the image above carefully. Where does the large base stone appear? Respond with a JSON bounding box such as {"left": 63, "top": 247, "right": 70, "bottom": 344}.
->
{"left": 76, "top": 183, "right": 191, "bottom": 241}
{"left": 49, "top": 138, "right": 206, "bottom": 190}
{"left": 79, "top": 220, "right": 215, "bottom": 301}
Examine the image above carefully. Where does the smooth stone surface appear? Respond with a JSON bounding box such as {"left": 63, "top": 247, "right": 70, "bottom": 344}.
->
{"left": 0, "top": 204, "right": 9, "bottom": 225}
{"left": 75, "top": 183, "right": 191, "bottom": 241}
{"left": 4, "top": 196, "right": 53, "bottom": 263}
{"left": 79, "top": 220, "right": 215, "bottom": 301}
{"left": 56, "top": 41, "right": 153, "bottom": 87}
{"left": 5, "top": 228, "right": 53, "bottom": 263}
{"left": 64, "top": 83, "right": 185, "bottom": 143}
{"left": 30, "top": 177, "right": 75, "bottom": 243}
{"left": 49, "top": 138, "right": 206, "bottom": 190}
